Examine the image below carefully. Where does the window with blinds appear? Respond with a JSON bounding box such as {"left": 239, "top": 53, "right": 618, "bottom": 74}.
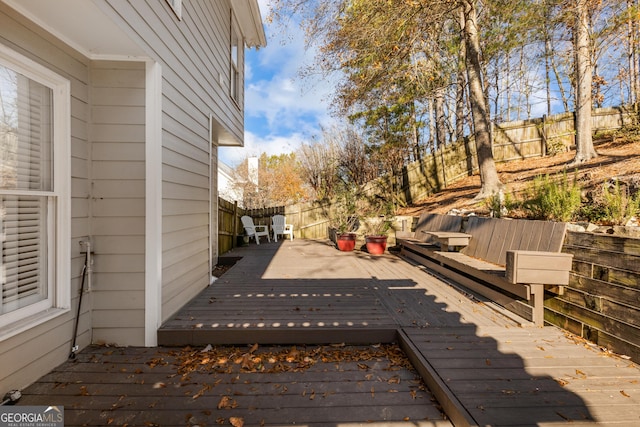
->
{"left": 0, "top": 61, "right": 54, "bottom": 323}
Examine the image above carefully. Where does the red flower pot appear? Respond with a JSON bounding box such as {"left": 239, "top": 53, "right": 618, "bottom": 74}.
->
{"left": 336, "top": 233, "right": 356, "bottom": 251}
{"left": 365, "top": 236, "right": 387, "bottom": 255}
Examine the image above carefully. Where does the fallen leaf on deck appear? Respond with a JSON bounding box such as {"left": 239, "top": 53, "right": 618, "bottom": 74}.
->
{"left": 388, "top": 376, "right": 401, "bottom": 384}
{"left": 229, "top": 417, "right": 244, "bottom": 427}
{"left": 286, "top": 347, "right": 300, "bottom": 362}
{"left": 193, "top": 384, "right": 211, "bottom": 399}
{"left": 146, "top": 358, "right": 164, "bottom": 368}
{"left": 217, "top": 396, "right": 238, "bottom": 409}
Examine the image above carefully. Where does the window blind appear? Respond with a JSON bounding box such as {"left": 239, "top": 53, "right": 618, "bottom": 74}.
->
{"left": 0, "top": 196, "right": 47, "bottom": 313}
{"left": 0, "top": 67, "right": 52, "bottom": 316}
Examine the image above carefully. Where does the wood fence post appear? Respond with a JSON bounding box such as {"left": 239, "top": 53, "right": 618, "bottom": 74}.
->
{"left": 541, "top": 114, "right": 547, "bottom": 157}
{"left": 232, "top": 201, "right": 238, "bottom": 248}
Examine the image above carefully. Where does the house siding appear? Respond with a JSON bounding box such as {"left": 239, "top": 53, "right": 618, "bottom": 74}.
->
{"left": 100, "top": 0, "right": 242, "bottom": 320}
{"left": 89, "top": 60, "right": 146, "bottom": 345}
{"left": 1, "top": 0, "right": 253, "bottom": 395}
{"left": 0, "top": 3, "right": 91, "bottom": 392}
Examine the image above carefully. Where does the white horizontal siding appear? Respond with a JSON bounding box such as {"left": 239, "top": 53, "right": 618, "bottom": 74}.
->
{"left": 0, "top": 2, "right": 91, "bottom": 394}
{"left": 89, "top": 60, "right": 146, "bottom": 346}
{"left": 99, "top": 0, "right": 248, "bottom": 321}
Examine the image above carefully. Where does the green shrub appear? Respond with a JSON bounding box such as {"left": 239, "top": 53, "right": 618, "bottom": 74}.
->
{"left": 601, "top": 180, "right": 640, "bottom": 225}
{"left": 522, "top": 171, "right": 582, "bottom": 221}
{"left": 578, "top": 203, "right": 608, "bottom": 224}
{"left": 484, "top": 190, "right": 516, "bottom": 218}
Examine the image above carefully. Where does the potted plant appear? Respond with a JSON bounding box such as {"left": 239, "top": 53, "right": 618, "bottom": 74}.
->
{"left": 329, "top": 186, "right": 361, "bottom": 251}
{"left": 362, "top": 195, "right": 394, "bottom": 255}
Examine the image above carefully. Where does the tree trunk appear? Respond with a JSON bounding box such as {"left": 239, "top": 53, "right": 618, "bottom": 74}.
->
{"left": 629, "top": 0, "right": 639, "bottom": 109}
{"left": 544, "top": 33, "right": 552, "bottom": 116}
{"left": 456, "top": 47, "right": 467, "bottom": 142}
{"left": 459, "top": 1, "right": 502, "bottom": 197}
{"left": 435, "top": 87, "right": 447, "bottom": 150}
{"left": 427, "top": 99, "right": 436, "bottom": 152}
{"left": 572, "top": 0, "right": 597, "bottom": 164}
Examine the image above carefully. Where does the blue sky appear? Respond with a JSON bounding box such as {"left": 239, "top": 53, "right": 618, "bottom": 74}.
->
{"left": 219, "top": 0, "right": 334, "bottom": 166}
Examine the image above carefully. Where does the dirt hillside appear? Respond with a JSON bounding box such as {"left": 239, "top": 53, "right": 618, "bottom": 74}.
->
{"left": 397, "top": 136, "right": 640, "bottom": 218}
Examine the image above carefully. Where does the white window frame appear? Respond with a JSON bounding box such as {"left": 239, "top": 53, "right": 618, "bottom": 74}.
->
{"left": 0, "top": 43, "right": 70, "bottom": 340}
{"left": 230, "top": 13, "right": 242, "bottom": 106}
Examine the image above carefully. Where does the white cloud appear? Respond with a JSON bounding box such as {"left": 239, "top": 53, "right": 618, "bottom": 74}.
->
{"left": 220, "top": 130, "right": 308, "bottom": 166}
{"left": 220, "top": 0, "right": 340, "bottom": 166}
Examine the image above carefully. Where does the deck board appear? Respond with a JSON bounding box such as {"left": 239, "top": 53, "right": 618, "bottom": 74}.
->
{"left": 402, "top": 325, "right": 640, "bottom": 426}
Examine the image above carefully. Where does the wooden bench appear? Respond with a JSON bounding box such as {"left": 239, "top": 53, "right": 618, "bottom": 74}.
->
{"left": 400, "top": 216, "right": 573, "bottom": 326}
{"left": 395, "top": 213, "right": 464, "bottom": 253}
{"left": 423, "top": 231, "right": 471, "bottom": 251}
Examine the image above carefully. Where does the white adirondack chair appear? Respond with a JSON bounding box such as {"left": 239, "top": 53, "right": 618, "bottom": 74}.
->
{"left": 241, "top": 215, "right": 270, "bottom": 245}
{"left": 271, "top": 214, "right": 294, "bottom": 242}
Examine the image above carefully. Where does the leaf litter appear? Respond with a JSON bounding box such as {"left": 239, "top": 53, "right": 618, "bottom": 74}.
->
{"left": 158, "top": 343, "right": 417, "bottom": 377}
{"left": 137, "top": 343, "right": 436, "bottom": 424}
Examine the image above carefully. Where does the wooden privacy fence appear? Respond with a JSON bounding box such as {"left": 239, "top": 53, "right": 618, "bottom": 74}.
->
{"left": 217, "top": 198, "right": 333, "bottom": 255}
{"left": 398, "top": 106, "right": 638, "bottom": 205}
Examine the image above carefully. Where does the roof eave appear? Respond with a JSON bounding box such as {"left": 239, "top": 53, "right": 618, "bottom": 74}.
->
{"left": 232, "top": 0, "right": 267, "bottom": 48}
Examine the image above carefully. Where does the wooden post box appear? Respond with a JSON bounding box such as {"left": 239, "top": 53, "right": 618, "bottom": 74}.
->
{"left": 506, "top": 250, "right": 573, "bottom": 285}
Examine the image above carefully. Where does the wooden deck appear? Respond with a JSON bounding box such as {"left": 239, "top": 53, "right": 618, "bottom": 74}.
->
{"left": 17, "top": 239, "right": 640, "bottom": 426}
{"left": 158, "top": 239, "right": 516, "bottom": 346}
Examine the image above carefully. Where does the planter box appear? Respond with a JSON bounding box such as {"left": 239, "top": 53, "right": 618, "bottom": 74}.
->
{"left": 506, "top": 250, "right": 573, "bottom": 285}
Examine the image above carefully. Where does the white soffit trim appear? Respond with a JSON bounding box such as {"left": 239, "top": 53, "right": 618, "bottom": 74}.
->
{"left": 211, "top": 114, "right": 242, "bottom": 147}
{"left": 231, "top": 0, "right": 267, "bottom": 48}
{"left": 2, "top": 0, "right": 147, "bottom": 60}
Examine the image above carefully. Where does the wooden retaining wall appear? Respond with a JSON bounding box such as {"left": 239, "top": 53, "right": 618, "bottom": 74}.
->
{"left": 548, "top": 231, "right": 640, "bottom": 364}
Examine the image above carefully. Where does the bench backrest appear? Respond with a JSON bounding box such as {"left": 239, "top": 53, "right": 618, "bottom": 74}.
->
{"left": 461, "top": 217, "right": 568, "bottom": 266}
{"left": 414, "top": 213, "right": 464, "bottom": 244}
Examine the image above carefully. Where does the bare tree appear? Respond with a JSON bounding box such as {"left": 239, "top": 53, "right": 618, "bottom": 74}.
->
{"left": 459, "top": 0, "right": 502, "bottom": 197}
{"left": 571, "top": 0, "right": 598, "bottom": 164}
{"left": 297, "top": 136, "right": 340, "bottom": 200}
